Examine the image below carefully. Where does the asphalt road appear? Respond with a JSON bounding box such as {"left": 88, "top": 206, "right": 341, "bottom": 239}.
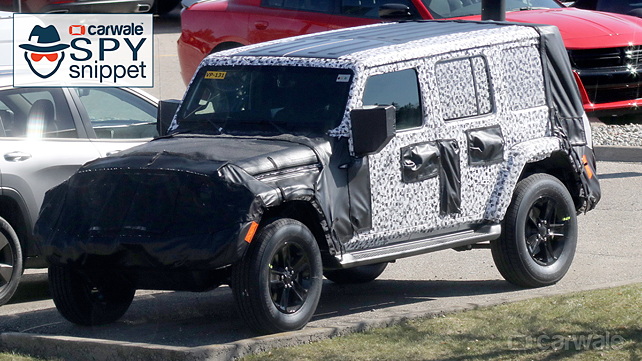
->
{"left": 0, "top": 14, "right": 641, "bottom": 361}
{"left": 0, "top": 160, "right": 640, "bottom": 360}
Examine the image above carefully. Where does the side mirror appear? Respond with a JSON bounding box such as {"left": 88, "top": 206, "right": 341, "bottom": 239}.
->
{"left": 350, "top": 105, "right": 396, "bottom": 157}
{"left": 156, "top": 99, "right": 181, "bottom": 136}
{"left": 379, "top": 4, "right": 414, "bottom": 21}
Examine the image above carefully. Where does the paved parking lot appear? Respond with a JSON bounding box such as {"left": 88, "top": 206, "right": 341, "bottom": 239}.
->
{"left": 1, "top": 14, "right": 641, "bottom": 361}
{"left": 1, "top": 160, "right": 640, "bottom": 360}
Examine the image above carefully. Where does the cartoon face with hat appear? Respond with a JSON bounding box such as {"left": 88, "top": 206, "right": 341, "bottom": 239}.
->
{"left": 19, "top": 25, "right": 69, "bottom": 79}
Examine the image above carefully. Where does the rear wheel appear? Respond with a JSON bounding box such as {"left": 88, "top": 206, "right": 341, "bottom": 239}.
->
{"left": 492, "top": 174, "right": 577, "bottom": 288}
{"left": 49, "top": 266, "right": 135, "bottom": 326}
{"left": 0, "top": 217, "right": 23, "bottom": 305}
{"left": 231, "top": 218, "right": 323, "bottom": 334}
{"left": 324, "top": 263, "right": 388, "bottom": 284}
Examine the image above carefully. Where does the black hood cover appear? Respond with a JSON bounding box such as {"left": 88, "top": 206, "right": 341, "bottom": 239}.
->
{"left": 111, "top": 135, "right": 319, "bottom": 176}
{"left": 35, "top": 135, "right": 321, "bottom": 270}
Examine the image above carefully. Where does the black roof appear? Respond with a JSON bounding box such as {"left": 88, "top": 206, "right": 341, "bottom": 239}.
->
{"left": 234, "top": 20, "right": 522, "bottom": 59}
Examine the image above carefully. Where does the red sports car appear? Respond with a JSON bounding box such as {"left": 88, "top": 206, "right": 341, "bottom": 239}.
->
{"left": 178, "top": 0, "right": 642, "bottom": 118}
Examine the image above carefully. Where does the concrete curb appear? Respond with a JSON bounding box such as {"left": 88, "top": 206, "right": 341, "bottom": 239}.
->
{"left": 594, "top": 145, "right": 642, "bottom": 162}
{"left": 2, "top": 278, "right": 641, "bottom": 361}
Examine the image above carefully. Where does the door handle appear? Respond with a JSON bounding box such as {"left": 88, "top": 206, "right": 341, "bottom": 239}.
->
{"left": 254, "top": 21, "right": 269, "bottom": 30}
{"left": 4, "top": 151, "right": 32, "bottom": 162}
{"left": 106, "top": 150, "right": 121, "bottom": 156}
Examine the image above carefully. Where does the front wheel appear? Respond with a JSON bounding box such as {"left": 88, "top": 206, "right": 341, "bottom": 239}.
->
{"left": 49, "top": 266, "right": 135, "bottom": 326}
{"left": 491, "top": 174, "right": 577, "bottom": 288}
{"left": 231, "top": 218, "right": 323, "bottom": 334}
{"left": 0, "top": 217, "right": 23, "bottom": 305}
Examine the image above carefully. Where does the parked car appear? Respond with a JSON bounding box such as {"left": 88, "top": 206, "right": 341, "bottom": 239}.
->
{"left": 0, "top": 0, "right": 154, "bottom": 13}
{"left": 38, "top": 20, "right": 600, "bottom": 333}
{"left": 0, "top": 81, "right": 159, "bottom": 305}
{"left": 177, "top": 0, "right": 642, "bottom": 119}
{"left": 571, "top": 0, "right": 642, "bottom": 17}
{"left": 0, "top": 9, "right": 159, "bottom": 307}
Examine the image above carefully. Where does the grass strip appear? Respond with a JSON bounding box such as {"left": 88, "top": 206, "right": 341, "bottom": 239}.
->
{"left": 244, "top": 283, "right": 641, "bottom": 361}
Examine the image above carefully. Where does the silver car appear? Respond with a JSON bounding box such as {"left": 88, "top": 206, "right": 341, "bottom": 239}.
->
{"left": 0, "top": 13, "right": 158, "bottom": 303}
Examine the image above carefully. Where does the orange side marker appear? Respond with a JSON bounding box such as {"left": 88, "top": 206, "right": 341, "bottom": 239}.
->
{"left": 582, "top": 155, "right": 594, "bottom": 179}
{"left": 244, "top": 221, "right": 259, "bottom": 243}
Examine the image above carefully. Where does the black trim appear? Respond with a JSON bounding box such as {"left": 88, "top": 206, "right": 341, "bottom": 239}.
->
{"left": 400, "top": 141, "right": 440, "bottom": 183}
{"left": 466, "top": 125, "right": 505, "bottom": 166}
{"left": 437, "top": 139, "right": 461, "bottom": 215}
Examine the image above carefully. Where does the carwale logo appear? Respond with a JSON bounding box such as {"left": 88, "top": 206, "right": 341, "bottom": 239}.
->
{"left": 13, "top": 14, "right": 153, "bottom": 87}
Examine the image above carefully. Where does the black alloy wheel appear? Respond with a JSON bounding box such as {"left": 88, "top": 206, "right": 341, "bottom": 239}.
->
{"left": 231, "top": 218, "right": 323, "bottom": 334}
{"left": 524, "top": 196, "right": 570, "bottom": 266}
{"left": 492, "top": 173, "right": 577, "bottom": 288}
{"left": 268, "top": 241, "right": 314, "bottom": 314}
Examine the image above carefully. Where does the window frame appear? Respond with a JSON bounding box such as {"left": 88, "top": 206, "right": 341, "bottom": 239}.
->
{"left": 434, "top": 55, "right": 495, "bottom": 122}
{"left": 361, "top": 67, "right": 424, "bottom": 132}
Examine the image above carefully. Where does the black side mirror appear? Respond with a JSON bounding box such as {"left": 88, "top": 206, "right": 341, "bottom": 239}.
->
{"left": 350, "top": 105, "right": 396, "bottom": 157}
{"left": 379, "top": 3, "right": 414, "bottom": 21}
{"left": 156, "top": 99, "right": 181, "bottom": 136}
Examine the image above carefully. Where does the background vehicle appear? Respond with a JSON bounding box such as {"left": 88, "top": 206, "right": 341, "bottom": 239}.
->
{"left": 178, "top": 0, "right": 642, "bottom": 119}
{"left": 0, "top": 11, "right": 159, "bottom": 306}
{"left": 571, "top": 0, "right": 642, "bottom": 17}
{"left": 39, "top": 20, "right": 599, "bottom": 334}
{"left": 0, "top": 81, "right": 158, "bottom": 305}
{"left": 0, "top": 0, "right": 154, "bottom": 13}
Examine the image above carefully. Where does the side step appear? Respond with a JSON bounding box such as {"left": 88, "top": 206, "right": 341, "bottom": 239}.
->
{"left": 338, "top": 224, "right": 501, "bottom": 268}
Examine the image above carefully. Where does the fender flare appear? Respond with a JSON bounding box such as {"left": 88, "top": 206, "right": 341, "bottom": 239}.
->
{"left": 484, "top": 137, "right": 561, "bottom": 222}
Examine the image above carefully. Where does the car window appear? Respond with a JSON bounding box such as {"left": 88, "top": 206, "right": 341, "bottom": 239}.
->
{"left": 435, "top": 56, "right": 494, "bottom": 120}
{"left": 595, "top": 0, "right": 640, "bottom": 14}
{"left": 261, "top": 0, "right": 333, "bottom": 12}
{"left": 75, "top": 88, "right": 157, "bottom": 139}
{"left": 362, "top": 69, "right": 422, "bottom": 130}
{"left": 340, "top": 0, "right": 419, "bottom": 18}
{"left": 0, "top": 88, "right": 77, "bottom": 138}
{"left": 499, "top": 47, "right": 545, "bottom": 111}
{"left": 419, "top": 0, "right": 561, "bottom": 19}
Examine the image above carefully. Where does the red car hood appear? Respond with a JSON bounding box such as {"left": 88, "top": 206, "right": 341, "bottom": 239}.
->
{"left": 462, "top": 8, "right": 642, "bottom": 49}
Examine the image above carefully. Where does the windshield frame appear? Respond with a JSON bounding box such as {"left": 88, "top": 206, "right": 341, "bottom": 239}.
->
{"left": 173, "top": 64, "right": 355, "bottom": 137}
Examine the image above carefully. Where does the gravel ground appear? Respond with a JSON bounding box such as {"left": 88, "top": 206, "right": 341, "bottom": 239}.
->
{"left": 591, "top": 122, "right": 642, "bottom": 147}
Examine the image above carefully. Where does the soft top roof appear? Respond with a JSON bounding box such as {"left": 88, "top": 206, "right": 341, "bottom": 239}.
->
{"left": 231, "top": 20, "right": 550, "bottom": 62}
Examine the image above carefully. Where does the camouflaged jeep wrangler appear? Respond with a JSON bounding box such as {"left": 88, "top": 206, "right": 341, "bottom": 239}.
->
{"left": 36, "top": 20, "right": 601, "bottom": 334}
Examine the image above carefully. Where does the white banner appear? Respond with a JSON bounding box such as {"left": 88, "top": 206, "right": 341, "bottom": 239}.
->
{"left": 13, "top": 14, "right": 153, "bottom": 87}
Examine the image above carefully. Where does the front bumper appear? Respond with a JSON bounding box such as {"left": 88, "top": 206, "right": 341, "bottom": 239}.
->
{"left": 36, "top": 166, "right": 260, "bottom": 270}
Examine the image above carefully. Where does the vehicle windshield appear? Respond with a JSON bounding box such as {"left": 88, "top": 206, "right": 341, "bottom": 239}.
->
{"left": 595, "top": 0, "right": 641, "bottom": 14}
{"left": 420, "top": 0, "right": 562, "bottom": 19}
{"left": 176, "top": 66, "right": 354, "bottom": 137}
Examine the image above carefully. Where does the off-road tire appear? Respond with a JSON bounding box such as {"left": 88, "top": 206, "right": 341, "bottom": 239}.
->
{"left": 324, "top": 263, "right": 388, "bottom": 284}
{"left": 0, "top": 217, "right": 23, "bottom": 305}
{"left": 492, "top": 173, "right": 577, "bottom": 288}
{"left": 49, "top": 266, "right": 135, "bottom": 326}
{"left": 231, "top": 218, "right": 323, "bottom": 334}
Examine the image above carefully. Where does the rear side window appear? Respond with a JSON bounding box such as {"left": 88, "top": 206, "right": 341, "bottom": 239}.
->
{"left": 500, "top": 46, "right": 546, "bottom": 111}
{"left": 362, "top": 68, "right": 422, "bottom": 130}
{"left": 435, "top": 56, "right": 493, "bottom": 121}
{"left": 340, "top": 0, "right": 419, "bottom": 18}
{"left": 261, "top": 0, "right": 333, "bottom": 12}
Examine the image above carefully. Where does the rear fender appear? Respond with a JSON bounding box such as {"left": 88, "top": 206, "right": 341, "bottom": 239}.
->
{"left": 484, "top": 137, "right": 561, "bottom": 222}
